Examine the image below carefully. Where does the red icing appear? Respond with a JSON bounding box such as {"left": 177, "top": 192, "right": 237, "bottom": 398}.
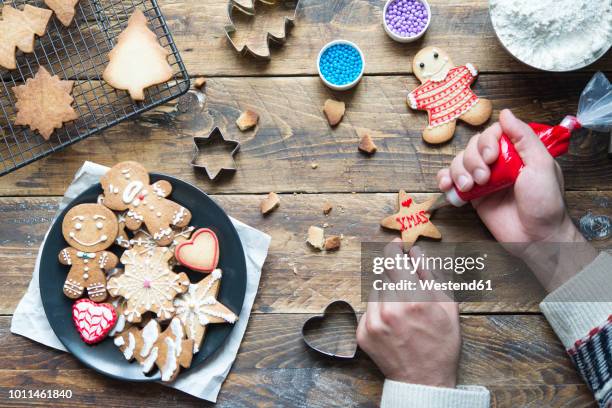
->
{"left": 401, "top": 198, "right": 413, "bottom": 208}
{"left": 143, "top": 279, "right": 151, "bottom": 288}
{"left": 137, "top": 193, "right": 145, "bottom": 200}
{"left": 396, "top": 210, "right": 429, "bottom": 231}
{"left": 72, "top": 299, "right": 117, "bottom": 345}
{"left": 409, "top": 66, "right": 478, "bottom": 127}
{"left": 174, "top": 228, "right": 220, "bottom": 273}
{"left": 455, "top": 122, "right": 572, "bottom": 202}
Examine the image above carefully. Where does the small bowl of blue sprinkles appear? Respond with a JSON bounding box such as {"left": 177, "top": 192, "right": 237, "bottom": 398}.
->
{"left": 317, "top": 40, "right": 365, "bottom": 91}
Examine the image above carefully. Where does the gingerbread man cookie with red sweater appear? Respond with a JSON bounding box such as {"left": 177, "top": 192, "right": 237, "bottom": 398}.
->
{"left": 100, "top": 161, "right": 192, "bottom": 246}
{"left": 408, "top": 47, "right": 492, "bottom": 144}
{"left": 59, "top": 203, "right": 119, "bottom": 302}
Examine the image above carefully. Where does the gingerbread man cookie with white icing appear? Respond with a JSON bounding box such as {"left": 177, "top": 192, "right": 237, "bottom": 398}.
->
{"left": 107, "top": 245, "right": 190, "bottom": 323}
{"left": 408, "top": 47, "right": 492, "bottom": 144}
{"left": 59, "top": 203, "right": 119, "bottom": 302}
{"left": 173, "top": 269, "right": 238, "bottom": 353}
{"left": 100, "top": 161, "right": 192, "bottom": 246}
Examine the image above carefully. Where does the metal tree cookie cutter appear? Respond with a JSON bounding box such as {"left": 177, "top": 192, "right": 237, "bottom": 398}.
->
{"left": 225, "top": 0, "right": 300, "bottom": 60}
{"left": 301, "top": 300, "right": 359, "bottom": 360}
{"left": 190, "top": 127, "right": 240, "bottom": 180}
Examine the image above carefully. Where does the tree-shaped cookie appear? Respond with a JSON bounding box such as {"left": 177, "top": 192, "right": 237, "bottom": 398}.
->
{"left": 102, "top": 9, "right": 173, "bottom": 101}
{"left": 59, "top": 204, "right": 119, "bottom": 302}
{"left": 107, "top": 245, "right": 190, "bottom": 323}
{"left": 13, "top": 66, "right": 78, "bottom": 140}
{"left": 44, "top": 0, "right": 79, "bottom": 26}
{"left": 381, "top": 190, "right": 441, "bottom": 250}
{"left": 0, "top": 5, "right": 52, "bottom": 69}
{"left": 174, "top": 269, "right": 238, "bottom": 353}
{"left": 408, "top": 47, "right": 492, "bottom": 144}
{"left": 114, "top": 317, "right": 193, "bottom": 382}
{"left": 100, "top": 161, "right": 192, "bottom": 246}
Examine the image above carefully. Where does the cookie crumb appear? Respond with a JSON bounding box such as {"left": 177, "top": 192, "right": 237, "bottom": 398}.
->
{"left": 260, "top": 192, "right": 280, "bottom": 215}
{"left": 323, "top": 203, "right": 333, "bottom": 215}
{"left": 323, "top": 99, "right": 345, "bottom": 126}
{"left": 358, "top": 134, "right": 377, "bottom": 154}
{"left": 193, "top": 77, "right": 207, "bottom": 89}
{"left": 311, "top": 162, "right": 319, "bottom": 169}
{"left": 324, "top": 235, "right": 341, "bottom": 251}
{"left": 236, "top": 110, "right": 259, "bottom": 131}
{"left": 307, "top": 226, "right": 325, "bottom": 250}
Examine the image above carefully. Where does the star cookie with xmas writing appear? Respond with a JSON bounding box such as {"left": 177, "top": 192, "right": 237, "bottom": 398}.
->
{"left": 381, "top": 190, "right": 441, "bottom": 249}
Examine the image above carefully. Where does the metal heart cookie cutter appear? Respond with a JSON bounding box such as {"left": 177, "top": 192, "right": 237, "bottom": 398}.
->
{"left": 302, "top": 300, "right": 359, "bottom": 360}
{"left": 225, "top": 0, "right": 300, "bottom": 60}
{"left": 190, "top": 127, "right": 241, "bottom": 181}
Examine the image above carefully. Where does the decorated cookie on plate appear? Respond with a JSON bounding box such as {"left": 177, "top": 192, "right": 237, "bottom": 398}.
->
{"left": 174, "top": 228, "right": 220, "bottom": 273}
{"left": 408, "top": 47, "right": 492, "bottom": 144}
{"left": 59, "top": 203, "right": 119, "bottom": 302}
{"left": 173, "top": 269, "right": 238, "bottom": 353}
{"left": 114, "top": 317, "right": 193, "bottom": 382}
{"left": 100, "top": 161, "right": 192, "bottom": 246}
{"left": 72, "top": 299, "right": 117, "bottom": 344}
{"left": 107, "top": 245, "right": 190, "bottom": 323}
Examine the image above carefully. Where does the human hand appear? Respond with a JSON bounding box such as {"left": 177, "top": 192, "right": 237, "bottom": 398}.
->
{"left": 357, "top": 241, "right": 461, "bottom": 388}
{"left": 437, "top": 109, "right": 597, "bottom": 291}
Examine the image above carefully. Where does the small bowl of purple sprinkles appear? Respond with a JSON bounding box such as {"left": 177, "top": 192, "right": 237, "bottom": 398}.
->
{"left": 383, "top": 0, "right": 431, "bottom": 43}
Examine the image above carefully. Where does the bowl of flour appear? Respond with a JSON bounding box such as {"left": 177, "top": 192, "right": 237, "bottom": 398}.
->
{"left": 489, "top": 0, "right": 611, "bottom": 71}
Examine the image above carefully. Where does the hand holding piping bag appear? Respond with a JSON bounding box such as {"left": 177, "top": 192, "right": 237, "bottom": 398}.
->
{"left": 432, "top": 72, "right": 612, "bottom": 212}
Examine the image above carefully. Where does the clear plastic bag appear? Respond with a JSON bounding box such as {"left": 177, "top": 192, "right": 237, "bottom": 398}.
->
{"left": 577, "top": 72, "right": 612, "bottom": 132}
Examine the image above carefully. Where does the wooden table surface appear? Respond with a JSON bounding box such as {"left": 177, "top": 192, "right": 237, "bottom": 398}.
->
{"left": 1, "top": 0, "right": 611, "bottom": 407}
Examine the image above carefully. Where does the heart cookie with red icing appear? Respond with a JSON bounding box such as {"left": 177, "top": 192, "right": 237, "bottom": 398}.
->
{"left": 72, "top": 299, "right": 117, "bottom": 344}
{"left": 174, "top": 228, "right": 219, "bottom": 273}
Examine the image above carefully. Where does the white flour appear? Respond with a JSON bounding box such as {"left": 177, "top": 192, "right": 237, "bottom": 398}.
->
{"left": 490, "top": 0, "right": 612, "bottom": 71}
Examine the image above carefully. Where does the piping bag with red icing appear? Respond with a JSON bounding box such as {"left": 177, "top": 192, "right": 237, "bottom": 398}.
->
{"left": 431, "top": 72, "right": 612, "bottom": 211}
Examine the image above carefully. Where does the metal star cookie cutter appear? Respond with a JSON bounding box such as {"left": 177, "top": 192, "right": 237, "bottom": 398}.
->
{"left": 190, "top": 127, "right": 240, "bottom": 180}
{"left": 225, "top": 0, "right": 300, "bottom": 60}
{"left": 301, "top": 300, "right": 359, "bottom": 360}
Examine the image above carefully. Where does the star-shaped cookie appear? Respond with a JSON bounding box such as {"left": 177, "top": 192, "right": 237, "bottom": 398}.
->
{"left": 380, "top": 190, "right": 441, "bottom": 249}
{"left": 13, "top": 66, "right": 78, "bottom": 139}
{"left": 173, "top": 269, "right": 238, "bottom": 353}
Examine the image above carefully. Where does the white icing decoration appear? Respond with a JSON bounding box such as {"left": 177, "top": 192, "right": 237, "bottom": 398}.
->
{"left": 172, "top": 207, "right": 186, "bottom": 225}
{"left": 140, "top": 320, "right": 159, "bottom": 357}
{"left": 124, "top": 332, "right": 136, "bottom": 360}
{"left": 161, "top": 337, "right": 177, "bottom": 382}
{"left": 122, "top": 181, "right": 144, "bottom": 204}
{"left": 110, "top": 314, "right": 125, "bottom": 336}
{"left": 114, "top": 336, "right": 125, "bottom": 347}
{"left": 142, "top": 346, "right": 158, "bottom": 373}
{"left": 152, "top": 183, "right": 166, "bottom": 197}
{"left": 69, "top": 233, "right": 108, "bottom": 247}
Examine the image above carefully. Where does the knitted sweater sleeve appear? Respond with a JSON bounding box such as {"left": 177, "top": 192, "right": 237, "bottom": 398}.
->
{"left": 540, "top": 252, "right": 612, "bottom": 407}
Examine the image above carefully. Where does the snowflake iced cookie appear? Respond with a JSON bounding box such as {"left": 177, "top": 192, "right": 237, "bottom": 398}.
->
{"left": 100, "top": 161, "right": 192, "bottom": 246}
{"left": 174, "top": 269, "right": 238, "bottom": 353}
{"left": 408, "top": 47, "right": 492, "bottom": 144}
{"left": 107, "top": 246, "right": 190, "bottom": 323}
{"left": 380, "top": 190, "right": 442, "bottom": 250}
{"left": 59, "top": 203, "right": 119, "bottom": 302}
{"left": 114, "top": 317, "right": 193, "bottom": 382}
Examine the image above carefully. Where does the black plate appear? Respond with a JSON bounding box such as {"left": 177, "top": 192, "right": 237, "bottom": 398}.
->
{"left": 40, "top": 173, "right": 247, "bottom": 382}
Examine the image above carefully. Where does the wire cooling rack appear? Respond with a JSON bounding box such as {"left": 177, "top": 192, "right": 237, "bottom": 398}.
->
{"left": 0, "top": 0, "right": 190, "bottom": 176}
